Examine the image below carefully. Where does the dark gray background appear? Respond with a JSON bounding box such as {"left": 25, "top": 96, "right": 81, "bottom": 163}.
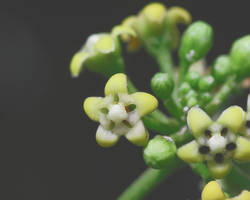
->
{"left": 1, "top": 0, "right": 250, "bottom": 199}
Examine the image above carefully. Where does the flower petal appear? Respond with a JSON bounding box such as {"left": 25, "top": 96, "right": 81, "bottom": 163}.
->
{"left": 187, "top": 107, "right": 212, "bottom": 138}
{"left": 201, "top": 181, "right": 226, "bottom": 200}
{"left": 111, "top": 25, "right": 137, "bottom": 39}
{"left": 83, "top": 97, "right": 104, "bottom": 121}
{"left": 96, "top": 125, "right": 119, "bottom": 147}
{"left": 207, "top": 161, "right": 231, "bottom": 179}
{"left": 177, "top": 141, "right": 204, "bottom": 163}
{"left": 217, "top": 106, "right": 245, "bottom": 133}
{"left": 125, "top": 120, "right": 149, "bottom": 146}
{"left": 94, "top": 34, "right": 115, "bottom": 54}
{"left": 130, "top": 92, "right": 158, "bottom": 117}
{"left": 104, "top": 73, "right": 128, "bottom": 96}
{"left": 234, "top": 136, "right": 250, "bottom": 162}
{"left": 70, "top": 52, "right": 89, "bottom": 77}
{"left": 141, "top": 2, "right": 166, "bottom": 23}
{"left": 233, "top": 190, "right": 250, "bottom": 200}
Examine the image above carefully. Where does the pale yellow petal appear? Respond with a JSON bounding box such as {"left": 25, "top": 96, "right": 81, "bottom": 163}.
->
{"left": 94, "top": 34, "right": 115, "bottom": 53}
{"left": 125, "top": 121, "right": 149, "bottom": 146}
{"left": 83, "top": 97, "right": 104, "bottom": 121}
{"left": 141, "top": 2, "right": 166, "bottom": 23}
{"left": 232, "top": 190, "right": 250, "bottom": 200}
{"left": 201, "top": 181, "right": 226, "bottom": 200}
{"left": 187, "top": 107, "right": 212, "bottom": 138}
{"left": 234, "top": 136, "right": 250, "bottom": 162}
{"left": 96, "top": 125, "right": 119, "bottom": 148}
{"left": 111, "top": 25, "right": 137, "bottom": 38}
{"left": 104, "top": 73, "right": 128, "bottom": 96}
{"left": 130, "top": 92, "right": 158, "bottom": 117}
{"left": 177, "top": 141, "right": 203, "bottom": 163}
{"left": 70, "top": 52, "right": 89, "bottom": 77}
{"left": 207, "top": 161, "right": 231, "bottom": 179}
{"left": 217, "top": 106, "right": 245, "bottom": 133}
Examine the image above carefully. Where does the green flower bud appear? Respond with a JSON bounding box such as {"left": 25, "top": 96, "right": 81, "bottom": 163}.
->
{"left": 200, "top": 92, "right": 212, "bottom": 105}
{"left": 179, "top": 21, "right": 213, "bottom": 65}
{"left": 151, "top": 73, "right": 174, "bottom": 100}
{"left": 185, "top": 71, "right": 200, "bottom": 89}
{"left": 230, "top": 35, "right": 250, "bottom": 79}
{"left": 70, "top": 33, "right": 124, "bottom": 78}
{"left": 187, "top": 96, "right": 198, "bottom": 107}
{"left": 179, "top": 82, "right": 192, "bottom": 96}
{"left": 143, "top": 135, "right": 177, "bottom": 169}
{"left": 211, "top": 55, "right": 232, "bottom": 83}
{"left": 198, "top": 75, "right": 215, "bottom": 92}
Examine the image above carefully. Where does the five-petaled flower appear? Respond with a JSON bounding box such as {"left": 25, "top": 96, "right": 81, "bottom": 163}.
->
{"left": 83, "top": 73, "right": 158, "bottom": 147}
{"left": 178, "top": 106, "right": 250, "bottom": 179}
{"left": 202, "top": 181, "right": 250, "bottom": 200}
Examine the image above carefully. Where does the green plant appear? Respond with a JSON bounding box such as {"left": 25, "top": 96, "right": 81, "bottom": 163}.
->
{"left": 70, "top": 2, "right": 250, "bottom": 199}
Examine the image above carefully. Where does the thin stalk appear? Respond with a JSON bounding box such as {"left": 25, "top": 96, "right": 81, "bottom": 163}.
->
{"left": 127, "top": 79, "right": 181, "bottom": 133}
{"left": 171, "top": 128, "right": 193, "bottom": 147}
{"left": 163, "top": 96, "right": 183, "bottom": 121}
{"left": 178, "top": 60, "right": 190, "bottom": 85}
{"left": 127, "top": 79, "right": 137, "bottom": 93}
{"left": 117, "top": 158, "right": 184, "bottom": 200}
{"left": 190, "top": 163, "right": 213, "bottom": 183}
{"left": 222, "top": 163, "right": 250, "bottom": 196}
{"left": 143, "top": 110, "right": 181, "bottom": 135}
{"left": 155, "top": 47, "right": 174, "bottom": 75}
{"left": 204, "top": 76, "right": 237, "bottom": 114}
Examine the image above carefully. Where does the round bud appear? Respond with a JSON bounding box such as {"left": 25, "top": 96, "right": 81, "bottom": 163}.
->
{"left": 143, "top": 135, "right": 177, "bottom": 169}
{"left": 179, "top": 82, "right": 192, "bottom": 96}
{"left": 200, "top": 92, "right": 212, "bottom": 104}
{"left": 198, "top": 75, "right": 215, "bottom": 92}
{"left": 182, "top": 89, "right": 197, "bottom": 107}
{"left": 179, "top": 21, "right": 213, "bottom": 64}
{"left": 212, "top": 55, "right": 232, "bottom": 83}
{"left": 185, "top": 71, "right": 200, "bottom": 89}
{"left": 151, "top": 73, "right": 174, "bottom": 100}
{"left": 230, "top": 35, "right": 250, "bottom": 79}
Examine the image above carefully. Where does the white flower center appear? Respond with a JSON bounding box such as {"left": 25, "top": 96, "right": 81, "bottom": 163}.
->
{"left": 208, "top": 134, "right": 227, "bottom": 153}
{"left": 107, "top": 104, "right": 128, "bottom": 123}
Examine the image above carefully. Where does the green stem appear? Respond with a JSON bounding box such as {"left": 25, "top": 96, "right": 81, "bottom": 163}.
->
{"left": 190, "top": 163, "right": 213, "bottom": 183}
{"left": 143, "top": 110, "right": 181, "bottom": 135}
{"left": 118, "top": 158, "right": 184, "bottom": 200}
{"left": 178, "top": 60, "right": 190, "bottom": 85}
{"left": 222, "top": 163, "right": 250, "bottom": 196}
{"left": 170, "top": 127, "right": 193, "bottom": 147}
{"left": 127, "top": 79, "right": 137, "bottom": 93}
{"left": 155, "top": 47, "right": 174, "bottom": 75}
{"left": 127, "top": 79, "right": 181, "bottom": 133}
{"left": 204, "top": 76, "right": 237, "bottom": 114}
{"left": 163, "top": 96, "right": 183, "bottom": 121}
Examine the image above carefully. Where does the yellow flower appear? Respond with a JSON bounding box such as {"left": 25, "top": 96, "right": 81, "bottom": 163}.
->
{"left": 70, "top": 26, "right": 136, "bottom": 77}
{"left": 178, "top": 106, "right": 250, "bottom": 179}
{"left": 202, "top": 181, "right": 250, "bottom": 200}
{"left": 83, "top": 73, "right": 158, "bottom": 147}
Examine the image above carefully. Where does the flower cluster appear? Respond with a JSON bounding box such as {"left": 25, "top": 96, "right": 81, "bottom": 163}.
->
{"left": 83, "top": 73, "right": 158, "bottom": 147}
{"left": 178, "top": 106, "right": 250, "bottom": 178}
{"left": 70, "top": 1, "right": 250, "bottom": 199}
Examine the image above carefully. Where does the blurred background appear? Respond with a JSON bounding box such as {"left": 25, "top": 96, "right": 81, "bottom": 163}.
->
{"left": 1, "top": 0, "right": 250, "bottom": 199}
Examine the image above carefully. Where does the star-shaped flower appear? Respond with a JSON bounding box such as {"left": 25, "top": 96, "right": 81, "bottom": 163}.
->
{"left": 177, "top": 106, "right": 250, "bottom": 179}
{"left": 83, "top": 73, "right": 158, "bottom": 147}
{"left": 202, "top": 181, "right": 250, "bottom": 200}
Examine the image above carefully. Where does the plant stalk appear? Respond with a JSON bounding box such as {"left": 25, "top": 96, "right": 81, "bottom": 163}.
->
{"left": 117, "top": 158, "right": 184, "bottom": 200}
